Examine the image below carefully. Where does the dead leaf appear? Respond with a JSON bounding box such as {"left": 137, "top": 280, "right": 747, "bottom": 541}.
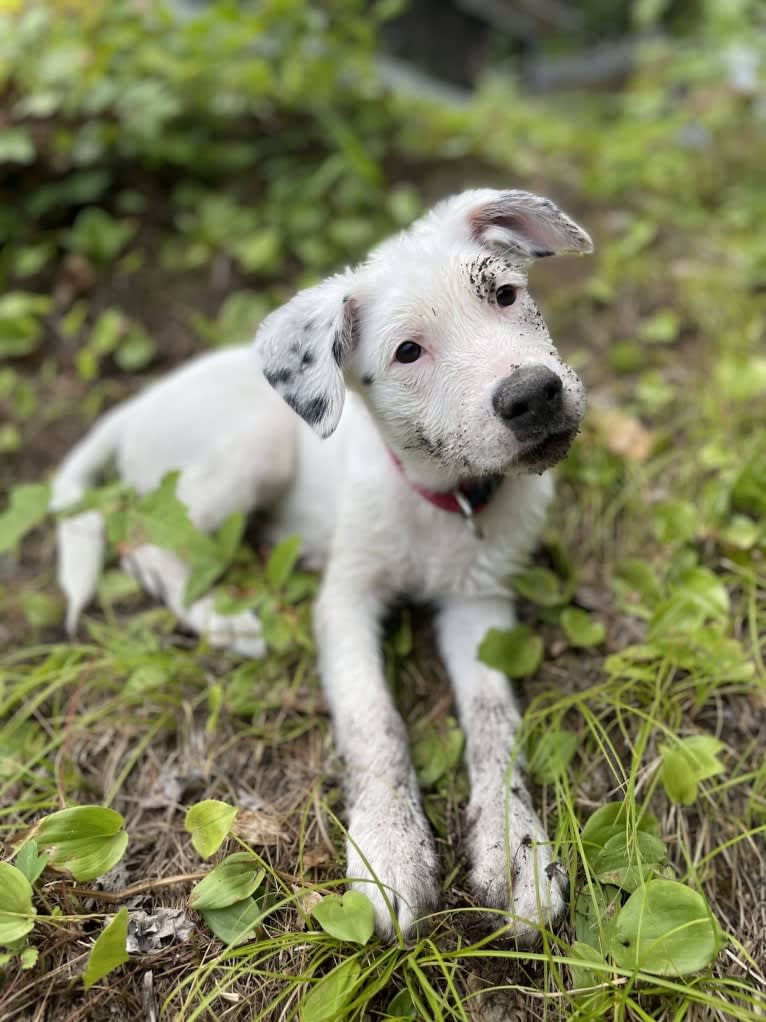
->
{"left": 292, "top": 886, "right": 323, "bottom": 927}
{"left": 302, "top": 847, "right": 332, "bottom": 868}
{"left": 591, "top": 407, "right": 653, "bottom": 462}
{"left": 126, "top": 908, "right": 195, "bottom": 954}
{"left": 231, "top": 808, "right": 286, "bottom": 846}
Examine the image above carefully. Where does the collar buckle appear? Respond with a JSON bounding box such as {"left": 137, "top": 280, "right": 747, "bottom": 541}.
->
{"left": 452, "top": 489, "right": 485, "bottom": 540}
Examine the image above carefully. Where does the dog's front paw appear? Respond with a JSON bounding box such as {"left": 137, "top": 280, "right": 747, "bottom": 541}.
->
{"left": 468, "top": 790, "right": 568, "bottom": 944}
{"left": 345, "top": 792, "right": 440, "bottom": 941}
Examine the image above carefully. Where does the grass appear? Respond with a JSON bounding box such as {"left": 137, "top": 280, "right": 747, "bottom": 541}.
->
{"left": 1, "top": 2, "right": 766, "bottom": 1019}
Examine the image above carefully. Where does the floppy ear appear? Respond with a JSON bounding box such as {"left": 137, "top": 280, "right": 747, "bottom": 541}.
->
{"left": 255, "top": 272, "right": 359, "bottom": 439}
{"left": 469, "top": 189, "right": 593, "bottom": 259}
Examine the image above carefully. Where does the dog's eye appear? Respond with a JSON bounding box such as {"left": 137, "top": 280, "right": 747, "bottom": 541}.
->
{"left": 395, "top": 341, "right": 422, "bottom": 364}
{"left": 496, "top": 285, "right": 517, "bottom": 307}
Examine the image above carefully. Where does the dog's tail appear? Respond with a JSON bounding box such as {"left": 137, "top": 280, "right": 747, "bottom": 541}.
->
{"left": 51, "top": 405, "right": 127, "bottom": 635}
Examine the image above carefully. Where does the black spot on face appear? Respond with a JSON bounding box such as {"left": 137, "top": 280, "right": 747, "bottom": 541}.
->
{"left": 361, "top": 373, "right": 374, "bottom": 386}
{"left": 331, "top": 331, "right": 343, "bottom": 367}
{"left": 303, "top": 319, "right": 315, "bottom": 333}
{"left": 301, "top": 349, "right": 315, "bottom": 368}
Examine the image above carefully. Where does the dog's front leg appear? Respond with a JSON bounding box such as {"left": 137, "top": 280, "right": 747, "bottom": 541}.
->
{"left": 315, "top": 572, "right": 440, "bottom": 940}
{"left": 436, "top": 597, "right": 567, "bottom": 942}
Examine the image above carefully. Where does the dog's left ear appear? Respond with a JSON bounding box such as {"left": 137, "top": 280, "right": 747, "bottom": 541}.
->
{"left": 465, "top": 189, "right": 593, "bottom": 260}
{"left": 255, "top": 272, "right": 358, "bottom": 439}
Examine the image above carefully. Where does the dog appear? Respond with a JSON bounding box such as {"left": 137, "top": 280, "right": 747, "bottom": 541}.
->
{"left": 52, "top": 189, "right": 593, "bottom": 941}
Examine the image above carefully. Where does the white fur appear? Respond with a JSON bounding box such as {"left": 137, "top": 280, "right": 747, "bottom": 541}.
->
{"left": 52, "top": 189, "right": 592, "bottom": 941}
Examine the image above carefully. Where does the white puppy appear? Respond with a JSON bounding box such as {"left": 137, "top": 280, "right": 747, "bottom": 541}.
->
{"left": 52, "top": 189, "right": 592, "bottom": 941}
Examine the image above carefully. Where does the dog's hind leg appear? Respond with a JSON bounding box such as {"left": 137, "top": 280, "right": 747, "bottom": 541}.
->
{"left": 123, "top": 544, "right": 266, "bottom": 657}
{"left": 123, "top": 420, "right": 297, "bottom": 658}
{"left": 436, "top": 597, "right": 568, "bottom": 942}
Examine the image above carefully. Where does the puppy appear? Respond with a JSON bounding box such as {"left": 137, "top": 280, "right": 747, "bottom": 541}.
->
{"left": 53, "top": 189, "right": 592, "bottom": 939}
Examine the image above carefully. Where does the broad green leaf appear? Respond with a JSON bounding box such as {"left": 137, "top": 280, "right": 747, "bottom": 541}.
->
{"left": 200, "top": 896, "right": 262, "bottom": 944}
{"left": 570, "top": 940, "right": 608, "bottom": 990}
{"left": 14, "top": 840, "right": 49, "bottom": 885}
{"left": 592, "top": 830, "right": 667, "bottom": 892}
{"left": 83, "top": 908, "right": 129, "bottom": 989}
{"left": 185, "top": 800, "right": 237, "bottom": 858}
{"left": 660, "top": 735, "right": 725, "bottom": 805}
{"left": 35, "top": 806, "right": 128, "bottom": 881}
{"left": 561, "top": 607, "right": 606, "bottom": 647}
{"left": 20, "top": 947, "right": 38, "bottom": 970}
{"left": 478, "top": 625, "right": 543, "bottom": 679}
{"left": 266, "top": 534, "right": 302, "bottom": 589}
{"left": 527, "top": 727, "right": 578, "bottom": 783}
{"left": 311, "top": 891, "right": 375, "bottom": 945}
{"left": 581, "top": 803, "right": 659, "bottom": 867}
{"left": 189, "top": 853, "right": 264, "bottom": 910}
{"left": 512, "top": 567, "right": 565, "bottom": 607}
{"left": 613, "top": 559, "right": 663, "bottom": 611}
{"left": 412, "top": 717, "right": 464, "bottom": 787}
{"left": 639, "top": 308, "right": 680, "bottom": 344}
{"left": 652, "top": 499, "right": 698, "bottom": 544}
{"left": 301, "top": 957, "right": 361, "bottom": 1022}
{"left": 609, "top": 880, "right": 722, "bottom": 976}
{"left": 115, "top": 324, "right": 156, "bottom": 372}
{"left": 0, "top": 483, "right": 50, "bottom": 554}
{"left": 0, "top": 127, "right": 35, "bottom": 164}
{"left": 575, "top": 884, "right": 622, "bottom": 951}
{"left": 0, "top": 863, "right": 36, "bottom": 946}
{"left": 386, "top": 987, "right": 417, "bottom": 1018}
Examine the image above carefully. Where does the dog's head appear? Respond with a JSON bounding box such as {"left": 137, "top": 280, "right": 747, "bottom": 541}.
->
{"left": 256, "top": 189, "right": 592, "bottom": 486}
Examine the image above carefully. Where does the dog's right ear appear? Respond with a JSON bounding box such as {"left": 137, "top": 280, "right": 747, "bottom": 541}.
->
{"left": 255, "top": 273, "right": 359, "bottom": 439}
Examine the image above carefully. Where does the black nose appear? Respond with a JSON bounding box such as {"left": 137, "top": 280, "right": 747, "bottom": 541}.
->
{"left": 493, "top": 365, "right": 564, "bottom": 440}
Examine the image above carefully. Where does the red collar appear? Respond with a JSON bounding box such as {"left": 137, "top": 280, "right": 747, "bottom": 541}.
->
{"left": 387, "top": 448, "right": 504, "bottom": 517}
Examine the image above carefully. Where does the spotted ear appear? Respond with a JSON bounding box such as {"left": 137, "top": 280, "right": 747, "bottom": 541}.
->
{"left": 255, "top": 273, "right": 359, "bottom": 439}
{"left": 469, "top": 189, "right": 593, "bottom": 259}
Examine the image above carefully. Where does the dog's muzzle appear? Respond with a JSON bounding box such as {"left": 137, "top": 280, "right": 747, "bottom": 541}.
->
{"left": 493, "top": 364, "right": 581, "bottom": 470}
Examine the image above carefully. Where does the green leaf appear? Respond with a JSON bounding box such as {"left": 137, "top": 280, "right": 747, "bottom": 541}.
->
{"left": 639, "top": 308, "right": 680, "bottom": 344}
{"left": 527, "top": 727, "right": 578, "bottom": 783}
{"left": 0, "top": 291, "right": 52, "bottom": 353}
{"left": 411, "top": 717, "right": 464, "bottom": 787}
{"left": 63, "top": 207, "right": 136, "bottom": 264}
{"left": 512, "top": 567, "right": 565, "bottom": 607}
{"left": 311, "top": 891, "right": 375, "bottom": 945}
{"left": 83, "top": 908, "right": 129, "bottom": 989}
{"left": 570, "top": 940, "right": 608, "bottom": 990}
{"left": 14, "top": 840, "right": 49, "bottom": 886}
{"left": 660, "top": 735, "right": 725, "bottom": 806}
{"left": 575, "top": 884, "right": 623, "bottom": 951}
{"left": 301, "top": 957, "right": 361, "bottom": 1022}
{"left": 20, "top": 947, "right": 38, "bottom": 970}
{"left": 0, "top": 127, "right": 36, "bottom": 164}
{"left": 561, "top": 607, "right": 606, "bottom": 647}
{"left": 114, "top": 324, "right": 156, "bottom": 372}
{"left": 189, "top": 853, "right": 264, "bottom": 910}
{"left": 0, "top": 863, "right": 36, "bottom": 946}
{"left": 581, "top": 803, "right": 659, "bottom": 868}
{"left": 609, "top": 880, "right": 722, "bottom": 976}
{"left": 386, "top": 987, "right": 417, "bottom": 1018}
{"left": 200, "top": 896, "right": 262, "bottom": 944}
{"left": 592, "top": 830, "right": 668, "bottom": 892}
{"left": 35, "top": 806, "right": 129, "bottom": 882}
{"left": 185, "top": 800, "right": 237, "bottom": 859}
{"left": 478, "top": 625, "right": 543, "bottom": 679}
{"left": 0, "top": 483, "right": 50, "bottom": 554}
{"left": 266, "top": 534, "right": 302, "bottom": 589}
